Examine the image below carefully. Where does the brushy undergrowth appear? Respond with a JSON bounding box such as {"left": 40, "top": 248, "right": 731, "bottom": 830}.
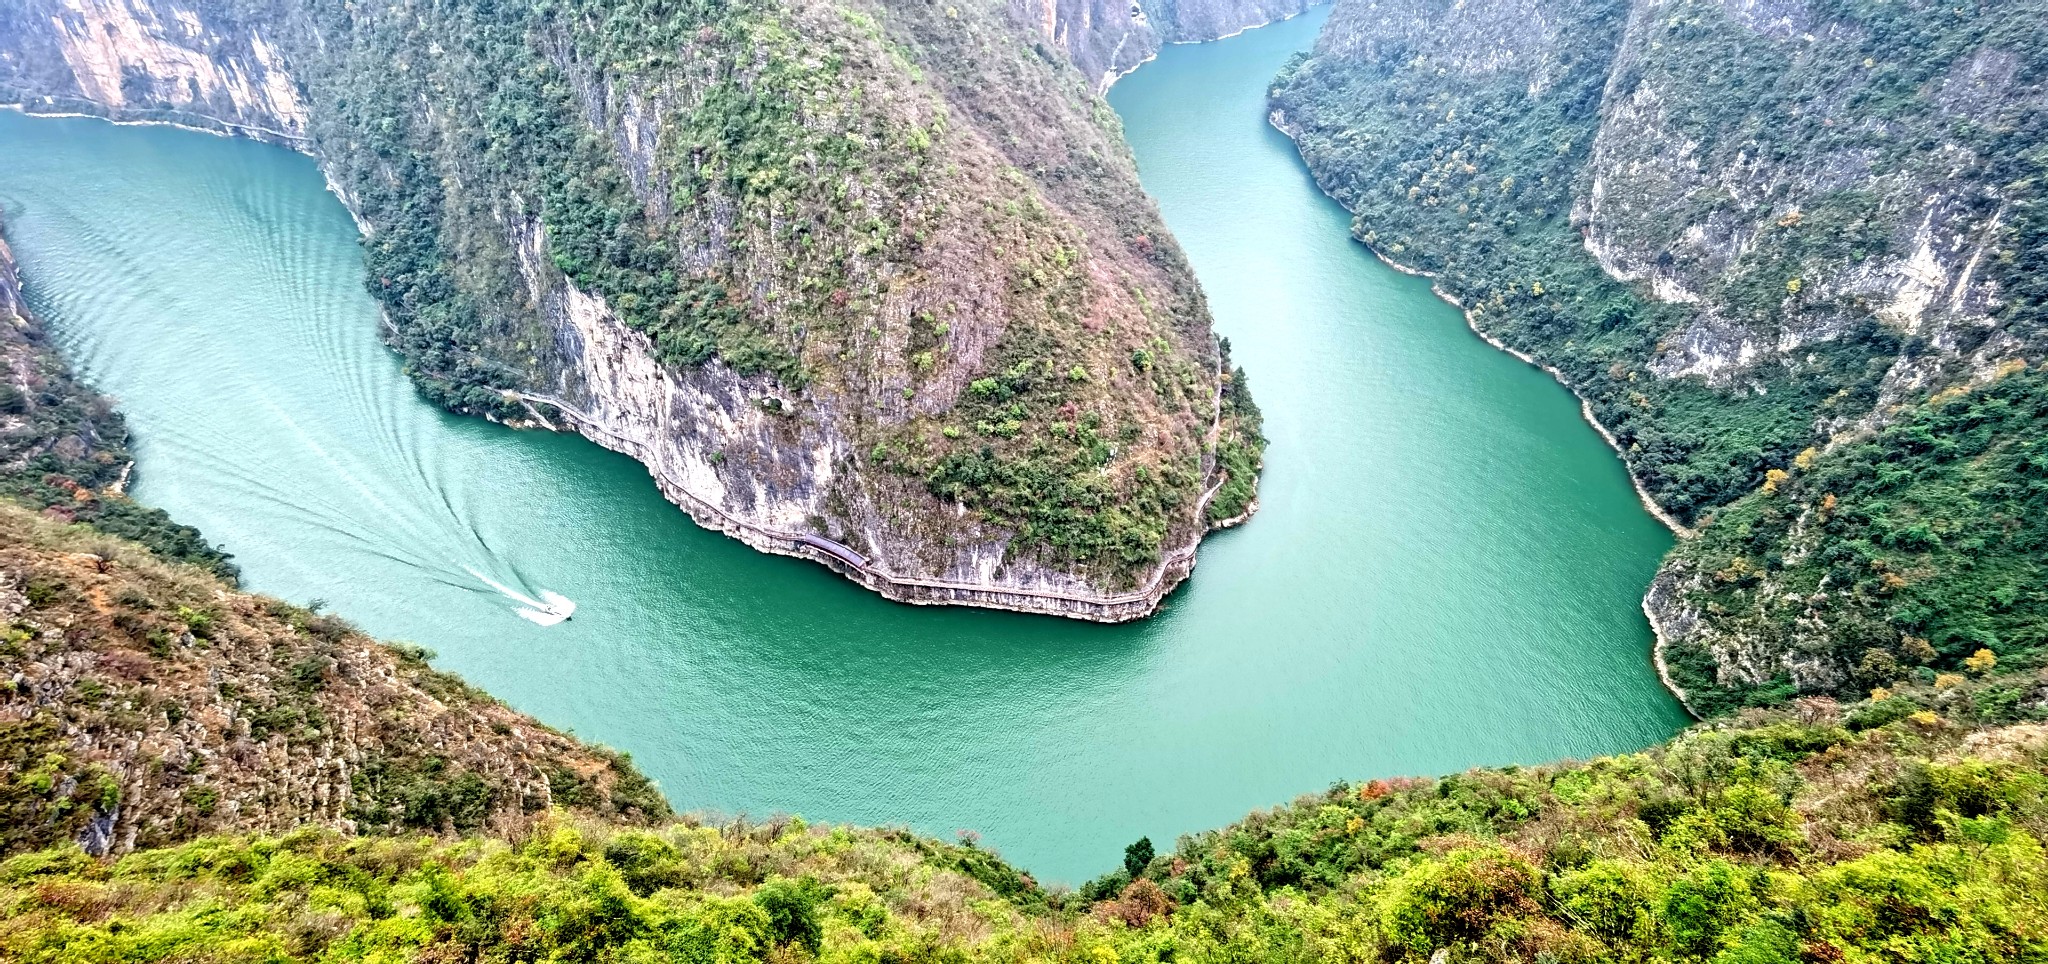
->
{"left": 7, "top": 683, "right": 2048, "bottom": 962}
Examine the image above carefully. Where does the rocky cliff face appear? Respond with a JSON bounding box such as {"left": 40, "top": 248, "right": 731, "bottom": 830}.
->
{"left": 1015, "top": 0, "right": 1318, "bottom": 89}
{"left": 0, "top": 0, "right": 308, "bottom": 142}
{"left": 0, "top": 229, "right": 19, "bottom": 323}
{"left": 1278, "top": 0, "right": 2048, "bottom": 712}
{"left": 1579, "top": 0, "right": 2024, "bottom": 415}
{"left": 0, "top": 0, "right": 1263, "bottom": 621}
{"left": 508, "top": 221, "right": 1211, "bottom": 619}
{"left": 1310, "top": 0, "right": 1572, "bottom": 84}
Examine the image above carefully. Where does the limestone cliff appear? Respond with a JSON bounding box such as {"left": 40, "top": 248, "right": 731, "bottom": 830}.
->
{"left": 0, "top": 0, "right": 1264, "bottom": 621}
{"left": 0, "top": 228, "right": 19, "bottom": 322}
{"left": 1276, "top": 0, "right": 2048, "bottom": 711}
{"left": 0, "top": 0, "right": 308, "bottom": 143}
{"left": 1578, "top": 0, "right": 2025, "bottom": 421}
{"left": 1013, "top": 0, "right": 1319, "bottom": 89}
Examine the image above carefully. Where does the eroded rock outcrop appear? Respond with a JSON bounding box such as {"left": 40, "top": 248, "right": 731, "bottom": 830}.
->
{"left": 0, "top": 0, "right": 308, "bottom": 142}
{"left": 1579, "top": 0, "right": 2020, "bottom": 419}
{"left": 0, "top": 228, "right": 20, "bottom": 322}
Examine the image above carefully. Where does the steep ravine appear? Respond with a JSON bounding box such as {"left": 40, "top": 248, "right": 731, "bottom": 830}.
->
{"left": 0, "top": 0, "right": 1290, "bottom": 621}
{"left": 1, "top": 15, "right": 1699, "bottom": 879}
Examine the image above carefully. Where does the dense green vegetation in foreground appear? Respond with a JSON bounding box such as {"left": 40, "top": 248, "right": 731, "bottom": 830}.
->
{"left": 5, "top": 678, "right": 2046, "bottom": 962}
{"left": 1270, "top": 0, "right": 2048, "bottom": 707}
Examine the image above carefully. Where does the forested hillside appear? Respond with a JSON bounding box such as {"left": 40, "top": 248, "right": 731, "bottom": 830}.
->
{"left": 0, "top": 504, "right": 668, "bottom": 857}
{"left": 0, "top": 0, "right": 1264, "bottom": 617}
{"left": 1271, "top": 0, "right": 2048, "bottom": 712}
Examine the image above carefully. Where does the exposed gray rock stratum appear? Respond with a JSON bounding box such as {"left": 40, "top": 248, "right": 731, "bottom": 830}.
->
{"left": 0, "top": 226, "right": 20, "bottom": 323}
{"left": 505, "top": 220, "right": 1215, "bottom": 621}
{"left": 1312, "top": 0, "right": 1571, "bottom": 88}
{"left": 1580, "top": 0, "right": 2018, "bottom": 415}
{"left": 0, "top": 0, "right": 309, "bottom": 142}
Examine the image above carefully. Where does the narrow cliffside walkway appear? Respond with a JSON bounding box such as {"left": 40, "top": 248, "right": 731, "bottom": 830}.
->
{"left": 504, "top": 372, "right": 1243, "bottom": 622}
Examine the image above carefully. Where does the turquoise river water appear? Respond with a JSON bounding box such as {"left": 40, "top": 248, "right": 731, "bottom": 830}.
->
{"left": 0, "top": 7, "right": 1687, "bottom": 882}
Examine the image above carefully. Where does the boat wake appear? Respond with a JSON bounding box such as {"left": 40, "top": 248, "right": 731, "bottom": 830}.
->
{"left": 464, "top": 565, "right": 577, "bottom": 626}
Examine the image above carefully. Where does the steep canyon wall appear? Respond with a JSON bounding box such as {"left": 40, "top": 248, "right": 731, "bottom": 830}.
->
{"left": 1277, "top": 0, "right": 2048, "bottom": 710}
{"left": 0, "top": 0, "right": 1266, "bottom": 620}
